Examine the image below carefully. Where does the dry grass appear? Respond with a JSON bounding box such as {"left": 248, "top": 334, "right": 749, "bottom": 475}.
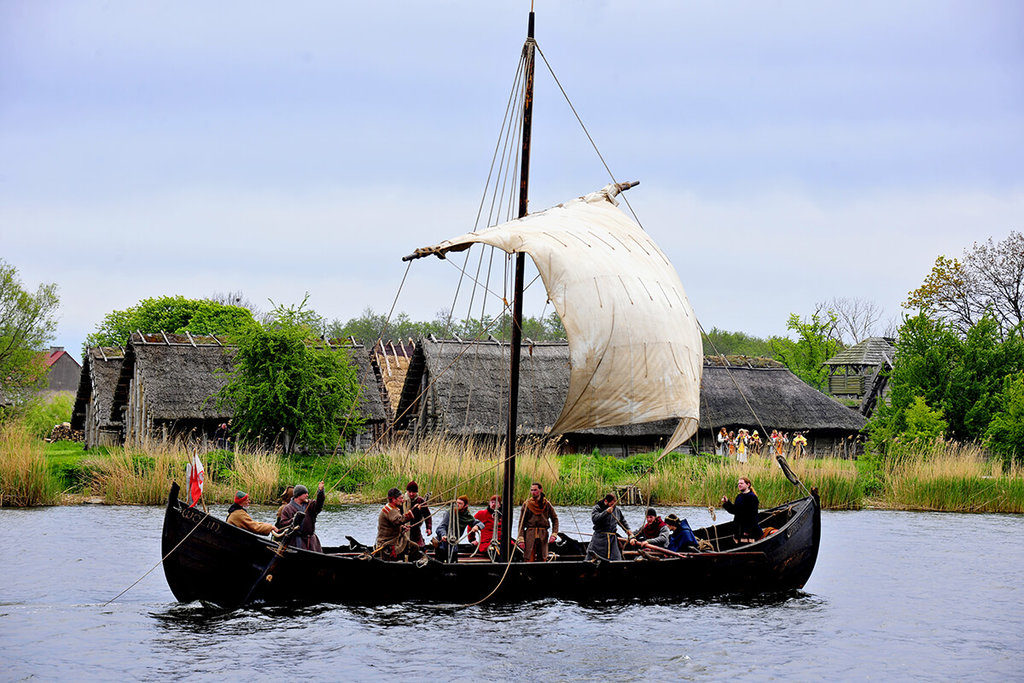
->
{"left": 229, "top": 449, "right": 283, "bottom": 504}
{"left": 0, "top": 420, "right": 59, "bottom": 506}
{"left": 875, "top": 441, "right": 1024, "bottom": 512}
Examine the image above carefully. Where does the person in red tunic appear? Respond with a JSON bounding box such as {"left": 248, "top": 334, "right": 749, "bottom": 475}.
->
{"left": 473, "top": 494, "right": 502, "bottom": 556}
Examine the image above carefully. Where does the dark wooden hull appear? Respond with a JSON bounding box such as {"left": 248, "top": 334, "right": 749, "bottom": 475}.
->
{"left": 162, "top": 483, "right": 820, "bottom": 608}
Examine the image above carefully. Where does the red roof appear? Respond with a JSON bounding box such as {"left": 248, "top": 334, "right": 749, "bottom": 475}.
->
{"left": 45, "top": 349, "right": 71, "bottom": 367}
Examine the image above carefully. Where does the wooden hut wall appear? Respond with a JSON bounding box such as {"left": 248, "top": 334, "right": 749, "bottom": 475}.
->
{"left": 110, "top": 333, "right": 388, "bottom": 450}
{"left": 397, "top": 341, "right": 866, "bottom": 456}
{"left": 71, "top": 348, "right": 125, "bottom": 449}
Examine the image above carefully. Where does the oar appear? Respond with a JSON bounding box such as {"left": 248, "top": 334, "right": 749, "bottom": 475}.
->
{"left": 638, "top": 543, "right": 688, "bottom": 559}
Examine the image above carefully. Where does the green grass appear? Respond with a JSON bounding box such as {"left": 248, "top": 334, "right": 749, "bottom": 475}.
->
{"left": 7, "top": 431, "right": 1022, "bottom": 513}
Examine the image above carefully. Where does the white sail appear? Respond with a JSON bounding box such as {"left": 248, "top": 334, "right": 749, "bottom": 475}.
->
{"left": 412, "top": 184, "right": 703, "bottom": 452}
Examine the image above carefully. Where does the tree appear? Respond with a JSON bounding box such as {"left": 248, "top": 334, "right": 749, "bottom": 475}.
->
{"left": 823, "top": 296, "right": 884, "bottom": 345}
{"left": 0, "top": 260, "right": 60, "bottom": 405}
{"left": 701, "top": 327, "right": 776, "bottom": 358}
{"left": 218, "top": 300, "right": 364, "bottom": 453}
{"left": 902, "top": 396, "right": 948, "bottom": 445}
{"left": 986, "top": 372, "right": 1024, "bottom": 466}
{"left": 328, "top": 307, "right": 567, "bottom": 347}
{"left": 85, "top": 295, "right": 257, "bottom": 351}
{"left": 904, "top": 232, "right": 1024, "bottom": 336}
{"left": 868, "top": 311, "right": 1024, "bottom": 454}
{"left": 771, "top": 311, "right": 842, "bottom": 392}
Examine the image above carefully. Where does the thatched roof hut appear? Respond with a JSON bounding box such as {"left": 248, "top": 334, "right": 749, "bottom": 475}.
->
{"left": 109, "top": 332, "right": 387, "bottom": 449}
{"left": 70, "top": 347, "right": 125, "bottom": 449}
{"left": 110, "top": 332, "right": 235, "bottom": 446}
{"left": 396, "top": 338, "right": 866, "bottom": 456}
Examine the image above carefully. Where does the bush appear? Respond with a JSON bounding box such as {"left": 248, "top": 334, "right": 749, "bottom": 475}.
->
{"left": 19, "top": 391, "right": 76, "bottom": 440}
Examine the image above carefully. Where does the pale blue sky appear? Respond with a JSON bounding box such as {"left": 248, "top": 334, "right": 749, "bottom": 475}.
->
{"left": 2, "top": 1, "right": 1022, "bottom": 360}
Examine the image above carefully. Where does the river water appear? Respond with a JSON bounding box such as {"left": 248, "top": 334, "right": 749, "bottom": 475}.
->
{"left": 1, "top": 503, "right": 1021, "bottom": 681}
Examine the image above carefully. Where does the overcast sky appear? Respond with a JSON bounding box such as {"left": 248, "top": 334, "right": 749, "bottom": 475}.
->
{"left": 2, "top": 1, "right": 1022, "bottom": 361}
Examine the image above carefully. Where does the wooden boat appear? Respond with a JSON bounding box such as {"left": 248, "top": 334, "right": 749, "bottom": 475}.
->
{"left": 163, "top": 482, "right": 820, "bottom": 606}
{"left": 162, "top": 8, "right": 821, "bottom": 607}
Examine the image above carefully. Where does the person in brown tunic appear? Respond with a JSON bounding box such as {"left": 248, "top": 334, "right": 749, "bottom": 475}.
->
{"left": 516, "top": 482, "right": 559, "bottom": 562}
{"left": 275, "top": 485, "right": 294, "bottom": 529}
{"left": 401, "top": 480, "right": 432, "bottom": 548}
{"left": 277, "top": 481, "right": 325, "bottom": 552}
{"left": 226, "top": 491, "right": 278, "bottom": 535}
{"left": 376, "top": 487, "right": 420, "bottom": 561}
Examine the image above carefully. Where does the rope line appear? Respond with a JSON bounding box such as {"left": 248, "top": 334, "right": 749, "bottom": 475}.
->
{"left": 103, "top": 514, "right": 203, "bottom": 606}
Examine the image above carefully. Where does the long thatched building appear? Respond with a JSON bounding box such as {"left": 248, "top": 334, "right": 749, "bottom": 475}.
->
{"left": 70, "top": 346, "right": 125, "bottom": 449}
{"left": 395, "top": 338, "right": 866, "bottom": 456}
{"left": 106, "top": 332, "right": 388, "bottom": 450}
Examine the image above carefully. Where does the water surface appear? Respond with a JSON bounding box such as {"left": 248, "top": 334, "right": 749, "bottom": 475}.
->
{"left": 1, "top": 504, "right": 1021, "bottom": 680}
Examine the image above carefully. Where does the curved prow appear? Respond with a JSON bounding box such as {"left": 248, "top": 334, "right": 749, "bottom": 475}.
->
{"left": 776, "top": 454, "right": 802, "bottom": 487}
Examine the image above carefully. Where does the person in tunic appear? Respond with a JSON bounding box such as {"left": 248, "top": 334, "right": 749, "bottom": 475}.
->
{"left": 401, "top": 480, "right": 432, "bottom": 548}
{"left": 473, "top": 494, "right": 502, "bottom": 556}
{"left": 586, "top": 493, "right": 630, "bottom": 561}
{"left": 751, "top": 430, "right": 763, "bottom": 455}
{"left": 226, "top": 491, "right": 278, "bottom": 535}
{"left": 629, "top": 507, "right": 670, "bottom": 549}
{"left": 435, "top": 495, "right": 484, "bottom": 563}
{"left": 277, "top": 481, "right": 325, "bottom": 552}
{"left": 516, "top": 482, "right": 559, "bottom": 562}
{"left": 275, "top": 485, "right": 294, "bottom": 529}
{"left": 377, "top": 487, "right": 418, "bottom": 561}
{"left": 791, "top": 431, "right": 808, "bottom": 459}
{"left": 721, "top": 476, "right": 762, "bottom": 543}
{"left": 664, "top": 514, "right": 700, "bottom": 553}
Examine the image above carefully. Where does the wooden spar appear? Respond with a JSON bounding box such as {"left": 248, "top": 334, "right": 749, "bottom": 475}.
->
{"left": 500, "top": 10, "right": 535, "bottom": 563}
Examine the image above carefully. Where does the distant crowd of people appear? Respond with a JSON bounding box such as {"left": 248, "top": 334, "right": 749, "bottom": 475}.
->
{"left": 224, "top": 476, "right": 767, "bottom": 563}
{"left": 716, "top": 427, "right": 808, "bottom": 461}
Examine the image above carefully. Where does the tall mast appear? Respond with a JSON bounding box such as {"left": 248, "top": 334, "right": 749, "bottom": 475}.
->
{"left": 500, "top": 10, "right": 535, "bottom": 563}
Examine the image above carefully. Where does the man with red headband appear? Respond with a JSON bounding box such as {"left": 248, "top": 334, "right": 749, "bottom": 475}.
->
{"left": 226, "top": 491, "right": 278, "bottom": 536}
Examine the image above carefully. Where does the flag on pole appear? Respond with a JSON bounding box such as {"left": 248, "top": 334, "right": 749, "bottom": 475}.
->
{"left": 185, "top": 453, "right": 205, "bottom": 508}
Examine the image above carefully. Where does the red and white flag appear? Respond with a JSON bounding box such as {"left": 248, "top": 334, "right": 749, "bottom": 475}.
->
{"left": 185, "top": 453, "right": 205, "bottom": 507}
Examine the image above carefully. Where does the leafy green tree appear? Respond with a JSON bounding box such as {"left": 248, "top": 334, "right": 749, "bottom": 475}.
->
{"left": 902, "top": 396, "right": 948, "bottom": 445}
{"left": 772, "top": 311, "right": 842, "bottom": 391}
{"left": 0, "top": 260, "right": 60, "bottom": 405}
{"left": 218, "top": 300, "right": 364, "bottom": 454}
{"left": 986, "top": 372, "right": 1024, "bottom": 466}
{"left": 702, "top": 327, "right": 777, "bottom": 358}
{"left": 329, "top": 307, "right": 566, "bottom": 347}
{"left": 85, "top": 295, "right": 257, "bottom": 351}
{"left": 905, "top": 232, "right": 1024, "bottom": 337}
{"left": 869, "top": 312, "right": 1024, "bottom": 454}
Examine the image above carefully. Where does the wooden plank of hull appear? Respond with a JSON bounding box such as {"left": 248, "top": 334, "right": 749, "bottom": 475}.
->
{"left": 162, "top": 483, "right": 820, "bottom": 608}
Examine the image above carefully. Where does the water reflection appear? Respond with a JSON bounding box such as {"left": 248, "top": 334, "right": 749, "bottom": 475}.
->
{"left": 1, "top": 506, "right": 1022, "bottom": 681}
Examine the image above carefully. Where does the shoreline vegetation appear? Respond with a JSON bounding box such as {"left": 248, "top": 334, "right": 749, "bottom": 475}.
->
{"left": 3, "top": 422, "right": 1022, "bottom": 513}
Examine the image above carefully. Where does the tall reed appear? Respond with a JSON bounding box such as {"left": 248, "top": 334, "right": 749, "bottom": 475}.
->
{"left": 0, "top": 419, "right": 59, "bottom": 506}
{"left": 89, "top": 445, "right": 179, "bottom": 505}
{"left": 229, "top": 449, "right": 283, "bottom": 504}
{"left": 877, "top": 441, "right": 1024, "bottom": 512}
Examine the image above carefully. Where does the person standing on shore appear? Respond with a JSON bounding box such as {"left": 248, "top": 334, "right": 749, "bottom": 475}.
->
{"left": 516, "top": 482, "right": 559, "bottom": 562}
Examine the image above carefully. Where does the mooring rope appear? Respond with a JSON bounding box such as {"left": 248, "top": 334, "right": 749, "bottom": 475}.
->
{"left": 103, "top": 514, "right": 203, "bottom": 607}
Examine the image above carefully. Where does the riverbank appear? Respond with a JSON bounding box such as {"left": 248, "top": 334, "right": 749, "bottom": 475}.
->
{"left": 4, "top": 432, "right": 1021, "bottom": 512}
